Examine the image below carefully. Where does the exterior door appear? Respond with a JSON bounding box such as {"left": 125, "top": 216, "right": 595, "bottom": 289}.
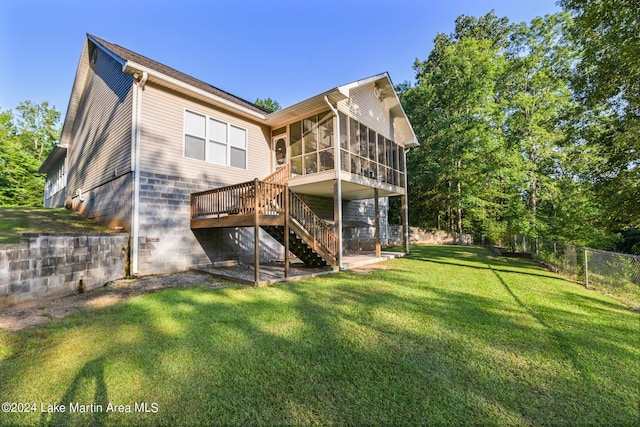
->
{"left": 273, "top": 135, "right": 288, "bottom": 169}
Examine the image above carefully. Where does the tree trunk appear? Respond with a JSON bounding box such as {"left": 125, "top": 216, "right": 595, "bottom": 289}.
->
{"left": 456, "top": 158, "right": 462, "bottom": 234}
{"left": 530, "top": 175, "right": 537, "bottom": 232}
{"left": 447, "top": 180, "right": 453, "bottom": 232}
{"left": 457, "top": 180, "right": 462, "bottom": 234}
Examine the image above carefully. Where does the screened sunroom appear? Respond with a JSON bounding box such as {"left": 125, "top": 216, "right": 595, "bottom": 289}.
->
{"left": 262, "top": 72, "right": 418, "bottom": 264}
{"left": 266, "top": 73, "right": 416, "bottom": 201}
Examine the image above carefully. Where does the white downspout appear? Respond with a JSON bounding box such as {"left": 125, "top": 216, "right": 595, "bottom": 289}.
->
{"left": 131, "top": 71, "right": 147, "bottom": 275}
{"left": 324, "top": 96, "right": 343, "bottom": 269}
{"left": 403, "top": 147, "right": 410, "bottom": 253}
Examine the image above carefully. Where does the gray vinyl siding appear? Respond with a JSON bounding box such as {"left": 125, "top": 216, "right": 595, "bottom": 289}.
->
{"left": 139, "top": 83, "right": 271, "bottom": 184}
{"left": 337, "top": 82, "right": 392, "bottom": 140}
{"left": 66, "top": 47, "right": 134, "bottom": 195}
{"left": 44, "top": 189, "right": 66, "bottom": 208}
{"left": 133, "top": 83, "right": 273, "bottom": 275}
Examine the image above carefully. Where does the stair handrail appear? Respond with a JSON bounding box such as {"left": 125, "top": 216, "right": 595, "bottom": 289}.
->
{"left": 191, "top": 176, "right": 337, "bottom": 261}
{"left": 263, "top": 164, "right": 290, "bottom": 184}
{"left": 288, "top": 190, "right": 338, "bottom": 257}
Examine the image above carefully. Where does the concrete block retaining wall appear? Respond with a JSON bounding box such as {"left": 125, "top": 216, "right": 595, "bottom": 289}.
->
{"left": 388, "top": 226, "right": 473, "bottom": 246}
{"left": 343, "top": 226, "right": 473, "bottom": 252}
{"left": 0, "top": 233, "right": 129, "bottom": 308}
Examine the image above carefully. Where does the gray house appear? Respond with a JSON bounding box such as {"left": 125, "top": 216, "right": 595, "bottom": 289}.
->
{"left": 39, "top": 34, "right": 418, "bottom": 278}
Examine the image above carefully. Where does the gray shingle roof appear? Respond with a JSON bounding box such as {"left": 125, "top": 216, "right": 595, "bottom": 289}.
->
{"left": 89, "top": 34, "right": 269, "bottom": 115}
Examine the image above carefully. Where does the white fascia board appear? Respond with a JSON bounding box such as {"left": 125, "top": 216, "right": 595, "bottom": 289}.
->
{"left": 386, "top": 79, "right": 419, "bottom": 147}
{"left": 402, "top": 136, "right": 419, "bottom": 148}
{"left": 87, "top": 34, "right": 127, "bottom": 68}
{"left": 337, "top": 72, "right": 389, "bottom": 95}
{"left": 59, "top": 40, "right": 91, "bottom": 147}
{"left": 122, "top": 61, "right": 267, "bottom": 121}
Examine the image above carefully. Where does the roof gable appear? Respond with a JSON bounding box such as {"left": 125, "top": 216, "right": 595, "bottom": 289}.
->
{"left": 56, "top": 35, "right": 417, "bottom": 154}
{"left": 267, "top": 72, "right": 419, "bottom": 147}
{"left": 88, "top": 35, "right": 268, "bottom": 116}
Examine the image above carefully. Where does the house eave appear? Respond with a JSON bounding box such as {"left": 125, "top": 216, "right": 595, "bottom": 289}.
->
{"left": 265, "top": 89, "right": 348, "bottom": 126}
{"left": 122, "top": 61, "right": 267, "bottom": 122}
{"left": 38, "top": 145, "right": 67, "bottom": 174}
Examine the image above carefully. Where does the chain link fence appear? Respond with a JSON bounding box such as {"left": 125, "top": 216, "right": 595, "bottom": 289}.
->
{"left": 510, "top": 235, "right": 640, "bottom": 306}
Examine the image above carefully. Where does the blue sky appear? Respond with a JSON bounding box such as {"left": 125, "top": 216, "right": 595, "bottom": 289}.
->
{"left": 0, "top": 0, "right": 559, "bottom": 117}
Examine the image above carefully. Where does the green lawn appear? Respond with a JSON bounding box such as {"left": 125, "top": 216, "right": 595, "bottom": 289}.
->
{"left": 1, "top": 246, "right": 638, "bottom": 426}
{"left": 0, "top": 207, "right": 113, "bottom": 244}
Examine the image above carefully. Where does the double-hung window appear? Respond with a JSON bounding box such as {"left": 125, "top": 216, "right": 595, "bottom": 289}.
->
{"left": 184, "top": 110, "right": 247, "bottom": 169}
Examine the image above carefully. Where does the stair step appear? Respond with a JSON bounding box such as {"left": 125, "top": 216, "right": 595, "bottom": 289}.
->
{"left": 263, "top": 225, "right": 329, "bottom": 267}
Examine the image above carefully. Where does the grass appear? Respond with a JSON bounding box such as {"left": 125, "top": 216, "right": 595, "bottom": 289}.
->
{"left": 0, "top": 207, "right": 114, "bottom": 244}
{"left": 0, "top": 246, "right": 638, "bottom": 426}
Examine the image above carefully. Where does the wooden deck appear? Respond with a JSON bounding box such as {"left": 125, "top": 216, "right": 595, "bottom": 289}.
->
{"left": 191, "top": 213, "right": 285, "bottom": 229}
{"left": 190, "top": 176, "right": 338, "bottom": 277}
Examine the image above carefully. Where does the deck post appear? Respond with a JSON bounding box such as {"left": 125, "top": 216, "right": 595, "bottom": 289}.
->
{"left": 401, "top": 194, "right": 409, "bottom": 254}
{"left": 284, "top": 187, "right": 290, "bottom": 278}
{"left": 333, "top": 178, "right": 342, "bottom": 268}
{"left": 254, "top": 178, "right": 260, "bottom": 286}
{"left": 374, "top": 188, "right": 381, "bottom": 258}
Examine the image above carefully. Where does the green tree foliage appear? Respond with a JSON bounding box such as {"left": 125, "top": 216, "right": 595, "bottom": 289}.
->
{"left": 405, "top": 38, "right": 507, "bottom": 235}
{"left": 504, "top": 13, "right": 578, "bottom": 236}
{"left": 254, "top": 97, "right": 281, "bottom": 113}
{"left": 403, "top": 12, "right": 517, "bottom": 241}
{"left": 0, "top": 101, "right": 61, "bottom": 207}
{"left": 401, "top": 11, "right": 613, "bottom": 247}
{"left": 560, "top": 0, "right": 640, "bottom": 228}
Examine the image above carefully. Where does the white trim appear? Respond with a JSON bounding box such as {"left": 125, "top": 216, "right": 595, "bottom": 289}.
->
{"left": 131, "top": 72, "right": 146, "bottom": 276}
{"left": 125, "top": 62, "right": 266, "bottom": 121}
{"left": 337, "top": 72, "right": 388, "bottom": 96}
{"left": 338, "top": 72, "right": 419, "bottom": 148}
{"left": 324, "top": 96, "right": 343, "bottom": 269}
{"left": 272, "top": 134, "right": 288, "bottom": 168}
{"left": 87, "top": 34, "right": 127, "bottom": 68}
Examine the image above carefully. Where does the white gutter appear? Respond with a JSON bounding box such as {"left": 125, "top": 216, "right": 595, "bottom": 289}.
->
{"left": 324, "top": 96, "right": 343, "bottom": 269}
{"left": 123, "top": 61, "right": 266, "bottom": 121}
{"left": 131, "top": 71, "right": 148, "bottom": 275}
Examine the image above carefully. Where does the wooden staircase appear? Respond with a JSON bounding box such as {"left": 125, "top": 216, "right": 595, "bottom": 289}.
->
{"left": 190, "top": 165, "right": 338, "bottom": 267}
{"left": 262, "top": 225, "right": 331, "bottom": 267}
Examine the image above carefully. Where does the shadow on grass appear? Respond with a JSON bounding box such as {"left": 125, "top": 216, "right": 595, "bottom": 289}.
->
{"left": 42, "top": 357, "right": 108, "bottom": 427}
{"left": 407, "top": 245, "right": 564, "bottom": 281}
{"left": 1, "top": 245, "right": 638, "bottom": 425}
{"left": 489, "top": 266, "right": 595, "bottom": 385}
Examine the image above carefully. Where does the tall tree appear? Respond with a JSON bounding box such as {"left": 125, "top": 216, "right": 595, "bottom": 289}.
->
{"left": 401, "top": 11, "right": 614, "bottom": 246}
{"left": 404, "top": 36, "right": 508, "bottom": 235}
{"left": 504, "top": 13, "right": 577, "bottom": 236}
{"left": 403, "top": 12, "right": 517, "bottom": 239}
{"left": 0, "top": 101, "right": 61, "bottom": 207}
{"left": 560, "top": 0, "right": 640, "bottom": 228}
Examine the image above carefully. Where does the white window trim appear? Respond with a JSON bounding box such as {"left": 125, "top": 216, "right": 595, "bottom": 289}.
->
{"left": 183, "top": 109, "right": 248, "bottom": 170}
{"left": 45, "top": 160, "right": 67, "bottom": 199}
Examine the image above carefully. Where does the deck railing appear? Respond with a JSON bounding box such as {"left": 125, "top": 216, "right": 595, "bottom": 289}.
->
{"left": 191, "top": 180, "right": 287, "bottom": 218}
{"left": 190, "top": 177, "right": 337, "bottom": 260}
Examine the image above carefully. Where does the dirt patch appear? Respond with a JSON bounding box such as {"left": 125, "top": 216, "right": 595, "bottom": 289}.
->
{"left": 348, "top": 263, "right": 391, "bottom": 274}
{"left": 0, "top": 271, "right": 231, "bottom": 331}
